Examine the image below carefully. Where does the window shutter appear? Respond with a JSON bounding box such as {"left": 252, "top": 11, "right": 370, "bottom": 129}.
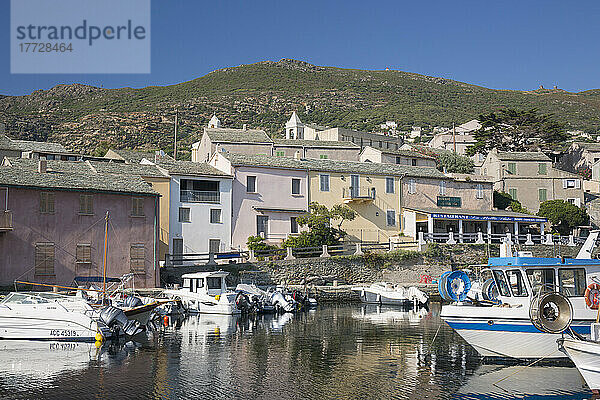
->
{"left": 48, "top": 193, "right": 55, "bottom": 213}
{"left": 563, "top": 179, "right": 568, "bottom": 189}
{"left": 576, "top": 179, "right": 581, "bottom": 189}
{"left": 575, "top": 198, "right": 581, "bottom": 206}
{"left": 40, "top": 193, "right": 46, "bottom": 213}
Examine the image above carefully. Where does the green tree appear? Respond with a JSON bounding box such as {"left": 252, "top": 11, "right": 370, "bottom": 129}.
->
{"left": 467, "top": 108, "right": 568, "bottom": 155}
{"left": 436, "top": 152, "right": 474, "bottom": 173}
{"left": 537, "top": 200, "right": 589, "bottom": 235}
{"left": 493, "top": 191, "right": 530, "bottom": 214}
{"left": 283, "top": 202, "right": 357, "bottom": 248}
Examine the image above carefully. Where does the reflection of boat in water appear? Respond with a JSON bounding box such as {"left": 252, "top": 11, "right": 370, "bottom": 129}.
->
{"left": 0, "top": 340, "right": 103, "bottom": 381}
{"left": 353, "top": 304, "right": 428, "bottom": 325}
{"left": 352, "top": 283, "right": 428, "bottom": 306}
{"left": 457, "top": 364, "right": 586, "bottom": 398}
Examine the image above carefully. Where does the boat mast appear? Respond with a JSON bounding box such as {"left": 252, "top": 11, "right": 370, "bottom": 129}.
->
{"left": 102, "top": 211, "right": 109, "bottom": 305}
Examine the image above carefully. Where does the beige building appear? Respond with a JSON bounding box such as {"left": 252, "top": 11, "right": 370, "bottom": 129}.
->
{"left": 481, "top": 148, "right": 584, "bottom": 212}
{"left": 272, "top": 139, "right": 360, "bottom": 161}
{"left": 359, "top": 146, "right": 437, "bottom": 167}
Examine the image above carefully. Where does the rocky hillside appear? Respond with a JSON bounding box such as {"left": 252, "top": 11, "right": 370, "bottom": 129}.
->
{"left": 2, "top": 58, "right": 600, "bottom": 158}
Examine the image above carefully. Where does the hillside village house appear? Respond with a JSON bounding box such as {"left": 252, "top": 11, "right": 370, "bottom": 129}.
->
{"left": 427, "top": 120, "right": 480, "bottom": 155}
{"left": 0, "top": 133, "right": 82, "bottom": 161}
{"left": 359, "top": 146, "right": 437, "bottom": 167}
{"left": 0, "top": 158, "right": 160, "bottom": 288}
{"left": 192, "top": 115, "right": 361, "bottom": 162}
{"left": 140, "top": 159, "right": 233, "bottom": 257}
{"left": 285, "top": 112, "right": 402, "bottom": 150}
{"left": 210, "top": 152, "right": 309, "bottom": 249}
{"left": 558, "top": 142, "right": 600, "bottom": 173}
{"left": 481, "top": 149, "right": 584, "bottom": 213}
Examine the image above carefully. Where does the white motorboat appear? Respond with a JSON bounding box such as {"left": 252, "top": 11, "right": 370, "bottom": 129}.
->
{"left": 559, "top": 335, "right": 600, "bottom": 393}
{"left": 0, "top": 292, "right": 108, "bottom": 341}
{"left": 440, "top": 232, "right": 600, "bottom": 359}
{"left": 164, "top": 270, "right": 243, "bottom": 314}
{"left": 352, "top": 282, "right": 428, "bottom": 306}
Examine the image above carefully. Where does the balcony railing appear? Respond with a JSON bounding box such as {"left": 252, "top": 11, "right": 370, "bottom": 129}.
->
{"left": 180, "top": 190, "right": 220, "bottom": 203}
{"left": 342, "top": 187, "right": 375, "bottom": 203}
{"left": 0, "top": 210, "right": 13, "bottom": 231}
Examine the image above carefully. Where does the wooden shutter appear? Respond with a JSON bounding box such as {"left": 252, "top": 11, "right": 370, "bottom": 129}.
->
{"left": 130, "top": 244, "right": 145, "bottom": 273}
{"left": 76, "top": 244, "right": 92, "bottom": 265}
{"left": 131, "top": 198, "right": 144, "bottom": 216}
{"left": 79, "top": 195, "right": 93, "bottom": 215}
{"left": 40, "top": 192, "right": 54, "bottom": 213}
{"left": 35, "top": 243, "right": 55, "bottom": 276}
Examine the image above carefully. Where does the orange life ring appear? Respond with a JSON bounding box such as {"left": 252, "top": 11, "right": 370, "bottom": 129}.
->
{"left": 585, "top": 283, "right": 600, "bottom": 309}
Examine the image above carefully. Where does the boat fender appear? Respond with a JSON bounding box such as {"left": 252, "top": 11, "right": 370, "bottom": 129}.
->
{"left": 585, "top": 283, "right": 600, "bottom": 309}
{"left": 215, "top": 295, "right": 221, "bottom": 301}
{"left": 124, "top": 296, "right": 143, "bottom": 308}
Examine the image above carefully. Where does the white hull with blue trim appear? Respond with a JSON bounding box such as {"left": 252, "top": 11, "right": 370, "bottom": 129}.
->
{"left": 560, "top": 337, "right": 600, "bottom": 390}
{"left": 440, "top": 234, "right": 600, "bottom": 359}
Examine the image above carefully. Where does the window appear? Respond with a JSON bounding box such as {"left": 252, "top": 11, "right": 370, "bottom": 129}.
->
{"left": 290, "top": 216, "right": 298, "bottom": 234}
{"left": 172, "top": 238, "right": 183, "bottom": 265}
{"left": 247, "top": 176, "right": 257, "bottom": 193}
{"left": 130, "top": 244, "right": 145, "bottom": 273}
{"left": 395, "top": 156, "right": 401, "bottom": 165}
{"left": 291, "top": 178, "right": 301, "bottom": 195}
{"left": 131, "top": 197, "right": 144, "bottom": 216}
{"left": 76, "top": 244, "right": 91, "bottom": 267}
{"left": 507, "top": 163, "right": 516, "bottom": 175}
{"left": 40, "top": 192, "right": 55, "bottom": 214}
{"left": 509, "top": 188, "right": 517, "bottom": 201}
{"left": 563, "top": 179, "right": 580, "bottom": 189}
{"left": 179, "top": 207, "right": 191, "bottom": 222}
{"left": 385, "top": 177, "right": 394, "bottom": 194}
{"left": 411, "top": 159, "right": 417, "bottom": 166}
{"left": 276, "top": 151, "right": 285, "bottom": 157}
{"left": 538, "top": 188, "right": 547, "bottom": 202}
{"left": 207, "top": 277, "right": 222, "bottom": 290}
{"left": 506, "top": 270, "right": 528, "bottom": 297}
{"left": 559, "top": 268, "right": 586, "bottom": 297}
{"left": 35, "top": 243, "right": 55, "bottom": 276}
{"left": 439, "top": 181, "right": 446, "bottom": 195}
{"left": 209, "top": 239, "right": 221, "bottom": 254}
{"left": 257, "top": 216, "right": 269, "bottom": 238}
{"left": 320, "top": 154, "right": 328, "bottom": 159}
{"left": 526, "top": 269, "right": 555, "bottom": 294}
{"left": 319, "top": 174, "right": 330, "bottom": 192}
{"left": 79, "top": 194, "right": 93, "bottom": 215}
{"left": 386, "top": 210, "right": 396, "bottom": 226}
{"left": 210, "top": 209, "right": 222, "bottom": 224}
{"left": 408, "top": 179, "right": 416, "bottom": 194}
{"left": 180, "top": 179, "right": 220, "bottom": 203}
{"left": 568, "top": 198, "right": 581, "bottom": 206}
{"left": 538, "top": 163, "right": 547, "bottom": 175}
{"left": 476, "top": 184, "right": 484, "bottom": 199}
{"left": 493, "top": 270, "right": 511, "bottom": 297}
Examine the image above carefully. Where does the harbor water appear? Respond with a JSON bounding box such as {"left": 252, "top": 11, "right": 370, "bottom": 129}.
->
{"left": 0, "top": 303, "right": 591, "bottom": 400}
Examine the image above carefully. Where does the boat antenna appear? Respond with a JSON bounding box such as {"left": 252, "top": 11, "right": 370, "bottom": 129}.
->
{"left": 102, "top": 211, "right": 109, "bottom": 305}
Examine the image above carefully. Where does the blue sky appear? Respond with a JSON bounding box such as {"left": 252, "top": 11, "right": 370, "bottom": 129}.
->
{"left": 1, "top": 0, "right": 599, "bottom": 96}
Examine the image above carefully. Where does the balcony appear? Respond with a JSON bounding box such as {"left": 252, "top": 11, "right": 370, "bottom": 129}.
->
{"left": 180, "top": 190, "right": 220, "bottom": 203}
{"left": 342, "top": 187, "right": 375, "bottom": 204}
{"left": 0, "top": 210, "right": 12, "bottom": 232}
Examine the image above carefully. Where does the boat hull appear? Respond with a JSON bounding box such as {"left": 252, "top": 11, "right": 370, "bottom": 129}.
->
{"left": 560, "top": 338, "right": 600, "bottom": 390}
{"left": 0, "top": 315, "right": 101, "bottom": 342}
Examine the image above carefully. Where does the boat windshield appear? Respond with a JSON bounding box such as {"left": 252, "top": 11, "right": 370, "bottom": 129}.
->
{"left": 207, "top": 277, "right": 222, "bottom": 290}
{"left": 526, "top": 268, "right": 555, "bottom": 295}
{"left": 505, "top": 270, "right": 528, "bottom": 297}
{"left": 1, "top": 293, "right": 50, "bottom": 304}
{"left": 492, "top": 270, "right": 511, "bottom": 297}
{"left": 558, "top": 268, "right": 586, "bottom": 297}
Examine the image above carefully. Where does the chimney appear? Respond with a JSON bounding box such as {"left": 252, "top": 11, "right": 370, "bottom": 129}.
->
{"left": 242, "top": 124, "right": 247, "bottom": 131}
{"left": 38, "top": 159, "right": 47, "bottom": 173}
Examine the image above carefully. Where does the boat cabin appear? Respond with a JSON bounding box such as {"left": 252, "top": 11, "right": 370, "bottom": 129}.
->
{"left": 487, "top": 256, "right": 600, "bottom": 308}
{"left": 181, "top": 270, "right": 229, "bottom": 297}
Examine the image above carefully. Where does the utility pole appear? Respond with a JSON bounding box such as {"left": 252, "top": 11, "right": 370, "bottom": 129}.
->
{"left": 174, "top": 109, "right": 178, "bottom": 160}
{"left": 452, "top": 122, "right": 457, "bottom": 153}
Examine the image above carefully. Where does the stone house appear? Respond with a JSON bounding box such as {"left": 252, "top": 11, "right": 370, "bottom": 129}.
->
{"left": 0, "top": 158, "right": 160, "bottom": 288}
{"left": 480, "top": 148, "right": 584, "bottom": 212}
{"left": 359, "top": 146, "right": 437, "bottom": 167}
{"left": 0, "top": 133, "right": 78, "bottom": 160}
{"left": 272, "top": 139, "right": 360, "bottom": 161}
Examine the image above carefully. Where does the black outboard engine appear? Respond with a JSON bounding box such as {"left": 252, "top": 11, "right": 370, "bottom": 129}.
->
{"left": 100, "top": 306, "right": 145, "bottom": 337}
{"left": 235, "top": 292, "right": 250, "bottom": 313}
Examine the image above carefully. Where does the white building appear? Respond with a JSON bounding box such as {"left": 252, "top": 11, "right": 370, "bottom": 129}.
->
{"left": 143, "top": 159, "right": 233, "bottom": 255}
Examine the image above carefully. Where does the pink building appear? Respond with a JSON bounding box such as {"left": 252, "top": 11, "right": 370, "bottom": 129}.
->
{"left": 0, "top": 158, "right": 160, "bottom": 288}
{"left": 210, "top": 152, "right": 309, "bottom": 249}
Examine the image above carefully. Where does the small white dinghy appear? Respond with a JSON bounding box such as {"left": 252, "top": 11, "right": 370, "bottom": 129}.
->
{"left": 164, "top": 271, "right": 243, "bottom": 315}
{"left": 352, "top": 282, "right": 428, "bottom": 306}
{"left": 0, "top": 292, "right": 107, "bottom": 342}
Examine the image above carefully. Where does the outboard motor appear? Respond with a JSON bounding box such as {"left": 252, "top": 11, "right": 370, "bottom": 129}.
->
{"left": 235, "top": 292, "right": 250, "bottom": 313}
{"left": 270, "top": 291, "right": 296, "bottom": 313}
{"left": 100, "top": 306, "right": 145, "bottom": 337}
{"left": 123, "top": 296, "right": 143, "bottom": 308}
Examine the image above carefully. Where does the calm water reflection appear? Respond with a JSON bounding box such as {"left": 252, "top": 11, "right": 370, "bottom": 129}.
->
{"left": 0, "top": 304, "right": 592, "bottom": 399}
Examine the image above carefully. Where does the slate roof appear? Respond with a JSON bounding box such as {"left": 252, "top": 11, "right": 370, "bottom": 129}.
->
{"left": 205, "top": 128, "right": 272, "bottom": 143}
{"left": 89, "top": 161, "right": 169, "bottom": 179}
{"left": 575, "top": 142, "right": 600, "bottom": 152}
{"left": 155, "top": 159, "right": 231, "bottom": 178}
{"left": 495, "top": 151, "right": 551, "bottom": 161}
{"left": 222, "top": 153, "right": 446, "bottom": 178}
{"left": 373, "top": 148, "right": 436, "bottom": 160}
{"left": 0, "top": 134, "right": 68, "bottom": 153}
{"left": 104, "top": 149, "right": 161, "bottom": 163}
{"left": 406, "top": 144, "right": 449, "bottom": 157}
{"left": 0, "top": 158, "right": 157, "bottom": 195}
{"left": 273, "top": 139, "right": 360, "bottom": 148}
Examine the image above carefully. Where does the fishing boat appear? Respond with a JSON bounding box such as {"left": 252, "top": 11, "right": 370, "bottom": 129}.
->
{"left": 440, "top": 231, "right": 600, "bottom": 359}
{"left": 0, "top": 292, "right": 108, "bottom": 341}
{"left": 352, "top": 282, "right": 429, "bottom": 306}
{"left": 164, "top": 270, "right": 244, "bottom": 314}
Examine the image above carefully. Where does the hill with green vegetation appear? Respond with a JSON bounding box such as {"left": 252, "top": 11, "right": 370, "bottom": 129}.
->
{"left": 2, "top": 58, "right": 600, "bottom": 159}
